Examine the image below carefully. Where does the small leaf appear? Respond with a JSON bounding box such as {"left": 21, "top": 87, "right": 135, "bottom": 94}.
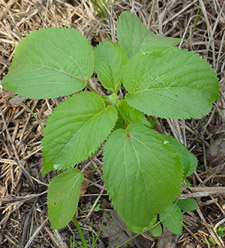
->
{"left": 208, "top": 237, "right": 217, "bottom": 245}
{"left": 95, "top": 40, "right": 127, "bottom": 93}
{"left": 42, "top": 92, "right": 117, "bottom": 173}
{"left": 184, "top": 179, "right": 192, "bottom": 187}
{"left": 217, "top": 225, "right": 225, "bottom": 238}
{"left": 2, "top": 28, "right": 94, "bottom": 99}
{"left": 150, "top": 223, "right": 162, "bottom": 237}
{"left": 149, "top": 217, "right": 162, "bottom": 237}
{"left": 117, "top": 12, "right": 180, "bottom": 57}
{"left": 117, "top": 100, "right": 153, "bottom": 128}
{"left": 48, "top": 168, "right": 84, "bottom": 229}
{"left": 161, "top": 134, "right": 198, "bottom": 177}
{"left": 177, "top": 198, "right": 199, "bottom": 211}
{"left": 124, "top": 47, "right": 219, "bottom": 119}
{"left": 160, "top": 203, "right": 183, "bottom": 235}
{"left": 103, "top": 124, "right": 183, "bottom": 233}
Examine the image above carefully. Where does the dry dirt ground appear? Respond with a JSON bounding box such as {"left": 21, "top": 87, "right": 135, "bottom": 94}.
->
{"left": 0, "top": 0, "right": 225, "bottom": 247}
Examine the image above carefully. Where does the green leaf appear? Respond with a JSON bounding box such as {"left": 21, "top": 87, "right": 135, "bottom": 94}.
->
{"left": 48, "top": 168, "right": 84, "bottom": 229}
{"left": 117, "top": 12, "right": 180, "bottom": 57}
{"left": 208, "top": 237, "right": 217, "bottom": 245}
{"left": 150, "top": 223, "right": 162, "bottom": 237}
{"left": 113, "top": 112, "right": 125, "bottom": 130}
{"left": 184, "top": 179, "right": 192, "bottom": 187}
{"left": 94, "top": 40, "right": 127, "bottom": 93}
{"left": 124, "top": 47, "right": 219, "bottom": 119}
{"left": 161, "top": 134, "right": 198, "bottom": 177}
{"left": 103, "top": 124, "right": 183, "bottom": 233}
{"left": 2, "top": 28, "right": 94, "bottom": 99}
{"left": 42, "top": 92, "right": 117, "bottom": 173}
{"left": 177, "top": 198, "right": 199, "bottom": 211}
{"left": 117, "top": 100, "right": 153, "bottom": 128}
{"left": 149, "top": 217, "right": 162, "bottom": 237}
{"left": 160, "top": 203, "right": 183, "bottom": 235}
{"left": 217, "top": 225, "right": 225, "bottom": 238}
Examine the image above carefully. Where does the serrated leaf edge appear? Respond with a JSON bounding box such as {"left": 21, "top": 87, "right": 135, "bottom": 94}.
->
{"left": 103, "top": 125, "right": 183, "bottom": 233}
{"left": 124, "top": 47, "right": 219, "bottom": 119}
{"left": 42, "top": 92, "right": 118, "bottom": 173}
{"left": 2, "top": 27, "right": 94, "bottom": 99}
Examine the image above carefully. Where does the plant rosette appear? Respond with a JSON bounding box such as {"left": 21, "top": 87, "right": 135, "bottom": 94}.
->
{"left": 2, "top": 12, "right": 219, "bottom": 235}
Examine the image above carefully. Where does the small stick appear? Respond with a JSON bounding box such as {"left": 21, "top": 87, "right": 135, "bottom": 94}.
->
{"left": 85, "top": 186, "right": 105, "bottom": 221}
{"left": 24, "top": 218, "right": 48, "bottom": 248}
{"left": 179, "top": 187, "right": 225, "bottom": 199}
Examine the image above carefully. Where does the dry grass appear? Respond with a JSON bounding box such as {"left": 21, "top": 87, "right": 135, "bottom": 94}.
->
{"left": 0, "top": 0, "right": 225, "bottom": 247}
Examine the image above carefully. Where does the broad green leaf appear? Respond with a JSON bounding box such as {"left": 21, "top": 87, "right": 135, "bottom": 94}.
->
{"left": 94, "top": 40, "right": 127, "bottom": 93}
{"left": 177, "top": 198, "right": 199, "bottom": 211}
{"left": 161, "top": 134, "right": 197, "bottom": 177}
{"left": 124, "top": 47, "right": 220, "bottom": 119}
{"left": 117, "top": 12, "right": 180, "bottom": 57}
{"left": 48, "top": 168, "right": 84, "bottom": 229}
{"left": 42, "top": 92, "right": 117, "bottom": 173}
{"left": 117, "top": 100, "right": 153, "bottom": 128}
{"left": 103, "top": 124, "right": 183, "bottom": 233}
{"left": 2, "top": 28, "right": 94, "bottom": 99}
{"left": 160, "top": 203, "right": 183, "bottom": 235}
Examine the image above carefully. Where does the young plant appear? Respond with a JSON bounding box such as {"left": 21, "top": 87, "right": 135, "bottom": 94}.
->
{"left": 2, "top": 12, "right": 219, "bottom": 235}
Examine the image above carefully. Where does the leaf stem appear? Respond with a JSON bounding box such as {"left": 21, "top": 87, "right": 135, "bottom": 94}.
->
{"left": 86, "top": 82, "right": 96, "bottom": 92}
{"left": 21, "top": 103, "right": 43, "bottom": 129}
{"left": 116, "top": 233, "right": 140, "bottom": 248}
{"left": 73, "top": 216, "right": 88, "bottom": 248}
{"left": 193, "top": 1, "right": 200, "bottom": 31}
{"left": 87, "top": 79, "right": 99, "bottom": 94}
